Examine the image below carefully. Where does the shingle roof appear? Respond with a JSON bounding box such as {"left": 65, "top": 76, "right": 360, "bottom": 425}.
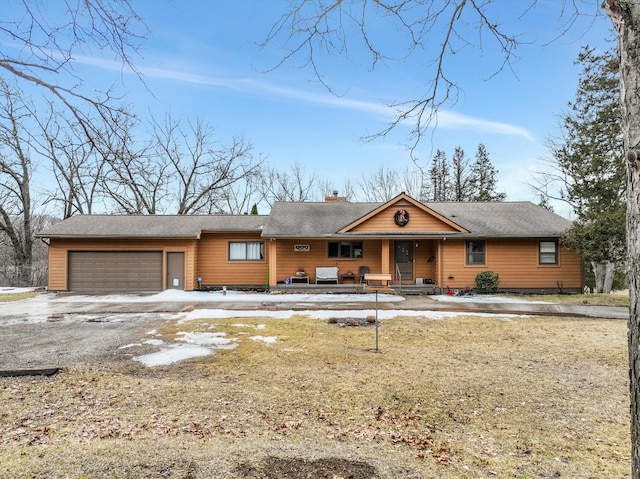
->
{"left": 38, "top": 214, "right": 267, "bottom": 238}
{"left": 37, "top": 200, "right": 571, "bottom": 239}
{"left": 262, "top": 200, "right": 571, "bottom": 238}
{"left": 426, "top": 201, "right": 572, "bottom": 237}
{"left": 262, "top": 201, "right": 381, "bottom": 237}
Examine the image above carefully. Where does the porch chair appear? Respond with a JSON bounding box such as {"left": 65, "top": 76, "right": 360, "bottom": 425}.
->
{"left": 358, "top": 265, "right": 370, "bottom": 283}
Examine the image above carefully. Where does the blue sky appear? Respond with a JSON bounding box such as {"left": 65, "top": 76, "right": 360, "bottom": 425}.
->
{"left": 12, "top": 1, "right": 616, "bottom": 217}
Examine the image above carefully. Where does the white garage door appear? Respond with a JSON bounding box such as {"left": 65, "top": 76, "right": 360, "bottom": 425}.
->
{"left": 68, "top": 251, "right": 163, "bottom": 292}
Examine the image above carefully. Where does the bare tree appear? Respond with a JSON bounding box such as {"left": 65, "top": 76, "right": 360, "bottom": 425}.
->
{"left": 0, "top": 0, "right": 147, "bottom": 142}
{"left": 0, "top": 81, "right": 35, "bottom": 285}
{"left": 151, "top": 115, "right": 265, "bottom": 215}
{"left": 217, "top": 174, "right": 267, "bottom": 215}
{"left": 400, "top": 166, "right": 424, "bottom": 200}
{"left": 261, "top": 162, "right": 320, "bottom": 205}
{"left": 26, "top": 103, "right": 105, "bottom": 218}
{"left": 263, "top": 1, "right": 560, "bottom": 151}
{"left": 357, "top": 165, "right": 401, "bottom": 202}
{"left": 97, "top": 112, "right": 165, "bottom": 214}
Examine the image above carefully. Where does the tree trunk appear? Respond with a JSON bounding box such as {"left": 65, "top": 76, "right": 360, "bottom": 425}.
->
{"left": 604, "top": 1, "right": 640, "bottom": 476}
{"left": 591, "top": 261, "right": 605, "bottom": 293}
{"left": 603, "top": 262, "right": 616, "bottom": 294}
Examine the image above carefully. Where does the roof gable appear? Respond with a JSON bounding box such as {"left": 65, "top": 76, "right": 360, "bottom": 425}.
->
{"left": 339, "top": 193, "right": 468, "bottom": 234}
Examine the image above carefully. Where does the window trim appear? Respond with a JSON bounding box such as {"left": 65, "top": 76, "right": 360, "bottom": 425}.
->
{"left": 539, "top": 240, "right": 559, "bottom": 265}
{"left": 466, "top": 240, "right": 486, "bottom": 266}
{"left": 328, "top": 241, "right": 363, "bottom": 259}
{"left": 228, "top": 241, "right": 265, "bottom": 261}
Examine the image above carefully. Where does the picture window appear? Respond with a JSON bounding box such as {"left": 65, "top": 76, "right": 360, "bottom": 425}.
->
{"left": 328, "top": 241, "right": 363, "bottom": 258}
{"left": 229, "top": 241, "right": 264, "bottom": 261}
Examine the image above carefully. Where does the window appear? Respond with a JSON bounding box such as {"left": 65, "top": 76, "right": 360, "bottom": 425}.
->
{"left": 466, "top": 240, "right": 485, "bottom": 265}
{"left": 328, "top": 241, "right": 363, "bottom": 258}
{"left": 539, "top": 241, "right": 558, "bottom": 265}
{"left": 229, "top": 241, "right": 264, "bottom": 261}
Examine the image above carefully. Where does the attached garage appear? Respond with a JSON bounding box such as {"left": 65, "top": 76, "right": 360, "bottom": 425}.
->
{"left": 68, "top": 251, "right": 163, "bottom": 292}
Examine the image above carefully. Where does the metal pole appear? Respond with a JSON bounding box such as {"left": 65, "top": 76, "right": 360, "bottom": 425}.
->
{"left": 375, "top": 290, "right": 379, "bottom": 352}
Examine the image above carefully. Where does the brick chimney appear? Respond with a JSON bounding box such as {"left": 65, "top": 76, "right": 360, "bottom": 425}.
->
{"left": 325, "top": 190, "right": 347, "bottom": 202}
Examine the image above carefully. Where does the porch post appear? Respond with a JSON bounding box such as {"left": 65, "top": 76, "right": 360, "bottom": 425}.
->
{"left": 268, "top": 238, "right": 277, "bottom": 287}
{"left": 381, "top": 239, "right": 390, "bottom": 274}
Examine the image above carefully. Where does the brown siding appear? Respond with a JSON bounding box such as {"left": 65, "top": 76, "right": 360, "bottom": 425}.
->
{"left": 440, "top": 238, "right": 582, "bottom": 290}
{"left": 196, "top": 232, "right": 268, "bottom": 286}
{"left": 351, "top": 204, "right": 459, "bottom": 233}
{"left": 47, "top": 238, "right": 197, "bottom": 291}
{"left": 271, "top": 239, "right": 382, "bottom": 284}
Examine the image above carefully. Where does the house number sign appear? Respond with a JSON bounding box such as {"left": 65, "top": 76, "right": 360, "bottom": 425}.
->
{"left": 394, "top": 209, "right": 410, "bottom": 227}
{"left": 294, "top": 244, "right": 310, "bottom": 252}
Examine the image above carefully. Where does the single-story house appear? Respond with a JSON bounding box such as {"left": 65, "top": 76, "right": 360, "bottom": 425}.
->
{"left": 37, "top": 192, "right": 583, "bottom": 293}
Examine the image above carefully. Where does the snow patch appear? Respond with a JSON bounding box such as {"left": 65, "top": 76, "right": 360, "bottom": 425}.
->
{"left": 250, "top": 335, "right": 277, "bottom": 345}
{"left": 134, "top": 344, "right": 213, "bottom": 367}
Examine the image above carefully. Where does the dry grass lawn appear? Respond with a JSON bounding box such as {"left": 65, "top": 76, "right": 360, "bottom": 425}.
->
{"left": 0, "top": 312, "right": 630, "bottom": 478}
{"left": 512, "top": 293, "right": 630, "bottom": 308}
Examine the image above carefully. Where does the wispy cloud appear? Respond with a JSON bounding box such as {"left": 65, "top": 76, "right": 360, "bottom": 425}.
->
{"left": 75, "top": 54, "right": 535, "bottom": 140}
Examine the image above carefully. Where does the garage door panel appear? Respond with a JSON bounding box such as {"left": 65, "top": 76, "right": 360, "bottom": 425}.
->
{"left": 68, "top": 251, "right": 162, "bottom": 292}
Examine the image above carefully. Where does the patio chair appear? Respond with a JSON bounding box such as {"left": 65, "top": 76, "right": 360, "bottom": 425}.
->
{"left": 358, "top": 265, "right": 370, "bottom": 283}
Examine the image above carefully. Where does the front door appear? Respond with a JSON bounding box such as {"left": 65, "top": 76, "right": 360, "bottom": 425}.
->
{"left": 166, "top": 252, "right": 185, "bottom": 290}
{"left": 395, "top": 241, "right": 413, "bottom": 281}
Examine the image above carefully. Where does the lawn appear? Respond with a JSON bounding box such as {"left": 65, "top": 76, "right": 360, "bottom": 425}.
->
{"left": 0, "top": 312, "right": 630, "bottom": 478}
{"left": 0, "top": 291, "right": 37, "bottom": 302}
{"left": 511, "top": 292, "right": 630, "bottom": 308}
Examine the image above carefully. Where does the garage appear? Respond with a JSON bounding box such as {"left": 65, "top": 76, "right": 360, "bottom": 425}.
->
{"left": 68, "top": 251, "right": 163, "bottom": 292}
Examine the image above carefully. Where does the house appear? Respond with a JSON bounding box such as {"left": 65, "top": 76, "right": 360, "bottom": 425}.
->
{"left": 37, "top": 193, "right": 583, "bottom": 293}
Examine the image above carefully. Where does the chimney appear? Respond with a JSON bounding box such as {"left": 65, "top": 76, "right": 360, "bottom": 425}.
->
{"left": 325, "top": 190, "right": 347, "bottom": 202}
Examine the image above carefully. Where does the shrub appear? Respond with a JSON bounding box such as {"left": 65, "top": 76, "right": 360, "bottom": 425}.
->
{"left": 475, "top": 271, "right": 499, "bottom": 293}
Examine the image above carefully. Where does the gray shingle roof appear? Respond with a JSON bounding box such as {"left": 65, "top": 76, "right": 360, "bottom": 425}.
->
{"left": 262, "top": 201, "right": 381, "bottom": 237}
{"left": 262, "top": 200, "right": 571, "bottom": 238}
{"left": 38, "top": 214, "right": 267, "bottom": 238}
{"left": 37, "top": 200, "right": 571, "bottom": 239}
{"left": 426, "top": 202, "right": 572, "bottom": 238}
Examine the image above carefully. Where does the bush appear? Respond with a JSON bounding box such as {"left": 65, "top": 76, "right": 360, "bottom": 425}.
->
{"left": 475, "top": 271, "right": 499, "bottom": 293}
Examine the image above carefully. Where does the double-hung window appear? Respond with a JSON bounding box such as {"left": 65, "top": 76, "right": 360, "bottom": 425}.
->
{"left": 539, "top": 241, "right": 558, "bottom": 265}
{"left": 229, "top": 241, "right": 264, "bottom": 261}
{"left": 466, "top": 240, "right": 486, "bottom": 265}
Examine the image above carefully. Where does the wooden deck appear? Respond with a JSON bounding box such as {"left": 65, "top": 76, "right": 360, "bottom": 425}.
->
{"left": 271, "top": 282, "right": 440, "bottom": 295}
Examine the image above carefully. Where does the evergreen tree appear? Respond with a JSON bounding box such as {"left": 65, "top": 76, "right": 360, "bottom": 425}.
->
{"left": 551, "top": 46, "right": 625, "bottom": 293}
{"left": 450, "top": 147, "right": 471, "bottom": 201}
{"left": 250, "top": 203, "right": 258, "bottom": 215}
{"left": 469, "top": 143, "right": 506, "bottom": 201}
{"left": 428, "top": 149, "right": 450, "bottom": 201}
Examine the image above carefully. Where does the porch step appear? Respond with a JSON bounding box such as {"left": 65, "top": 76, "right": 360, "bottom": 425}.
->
{"left": 391, "top": 284, "right": 438, "bottom": 295}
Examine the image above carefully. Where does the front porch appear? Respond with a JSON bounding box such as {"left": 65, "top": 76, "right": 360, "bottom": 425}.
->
{"left": 271, "top": 281, "right": 440, "bottom": 295}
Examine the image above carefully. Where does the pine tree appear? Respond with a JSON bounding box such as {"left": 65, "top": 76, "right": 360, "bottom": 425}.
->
{"left": 552, "top": 46, "right": 625, "bottom": 293}
{"left": 469, "top": 143, "right": 506, "bottom": 201}
{"left": 450, "top": 147, "right": 471, "bottom": 201}
{"left": 428, "top": 149, "right": 450, "bottom": 201}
